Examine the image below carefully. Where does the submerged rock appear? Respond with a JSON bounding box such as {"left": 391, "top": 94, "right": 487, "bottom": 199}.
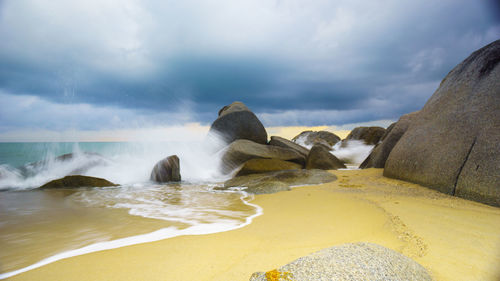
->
{"left": 384, "top": 39, "right": 500, "bottom": 207}
{"left": 344, "top": 126, "right": 386, "bottom": 145}
{"left": 221, "top": 140, "right": 305, "bottom": 173}
{"left": 150, "top": 155, "right": 181, "bottom": 182}
{"left": 235, "top": 158, "right": 302, "bottom": 177}
{"left": 39, "top": 175, "right": 118, "bottom": 189}
{"left": 250, "top": 242, "right": 432, "bottom": 281}
{"left": 306, "top": 144, "right": 346, "bottom": 170}
{"left": 292, "top": 131, "right": 341, "bottom": 148}
{"left": 224, "top": 169, "right": 337, "bottom": 194}
{"left": 209, "top": 101, "right": 268, "bottom": 145}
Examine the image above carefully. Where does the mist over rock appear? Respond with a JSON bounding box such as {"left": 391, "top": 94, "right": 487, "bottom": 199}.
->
{"left": 39, "top": 175, "right": 118, "bottom": 189}
{"left": 306, "top": 144, "right": 346, "bottom": 170}
{"left": 150, "top": 155, "right": 181, "bottom": 183}
{"left": 360, "top": 112, "right": 419, "bottom": 169}
{"left": 345, "top": 126, "right": 386, "bottom": 145}
{"left": 292, "top": 130, "right": 341, "bottom": 148}
{"left": 20, "top": 152, "right": 107, "bottom": 178}
{"left": 209, "top": 101, "right": 268, "bottom": 145}
{"left": 384, "top": 39, "right": 500, "bottom": 207}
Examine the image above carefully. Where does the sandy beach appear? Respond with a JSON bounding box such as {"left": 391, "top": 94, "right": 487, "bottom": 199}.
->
{"left": 7, "top": 168, "right": 500, "bottom": 281}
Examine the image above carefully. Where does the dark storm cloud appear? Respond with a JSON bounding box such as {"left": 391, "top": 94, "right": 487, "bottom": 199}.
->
{"left": 0, "top": 0, "right": 499, "bottom": 131}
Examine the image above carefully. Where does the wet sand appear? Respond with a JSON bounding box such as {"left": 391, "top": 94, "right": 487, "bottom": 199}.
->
{"left": 6, "top": 169, "right": 500, "bottom": 280}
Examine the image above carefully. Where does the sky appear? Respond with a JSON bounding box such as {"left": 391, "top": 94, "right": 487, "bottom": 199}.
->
{"left": 0, "top": 0, "right": 499, "bottom": 141}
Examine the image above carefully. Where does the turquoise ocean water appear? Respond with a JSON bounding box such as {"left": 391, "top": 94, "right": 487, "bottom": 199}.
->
{"left": 0, "top": 141, "right": 260, "bottom": 278}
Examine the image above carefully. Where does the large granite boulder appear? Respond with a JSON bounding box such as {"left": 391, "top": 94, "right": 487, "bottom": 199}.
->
{"left": 360, "top": 111, "right": 419, "bottom": 169}
{"left": 221, "top": 140, "right": 306, "bottom": 173}
{"left": 150, "top": 155, "right": 181, "bottom": 182}
{"left": 306, "top": 144, "right": 346, "bottom": 170}
{"left": 384, "top": 40, "right": 500, "bottom": 207}
{"left": 269, "top": 136, "right": 310, "bottom": 158}
{"left": 344, "top": 126, "right": 386, "bottom": 145}
{"left": 39, "top": 175, "right": 118, "bottom": 189}
{"left": 250, "top": 242, "right": 432, "bottom": 281}
{"left": 209, "top": 102, "right": 268, "bottom": 144}
{"left": 224, "top": 169, "right": 337, "bottom": 194}
{"left": 235, "top": 158, "right": 302, "bottom": 177}
{"left": 292, "top": 130, "right": 341, "bottom": 148}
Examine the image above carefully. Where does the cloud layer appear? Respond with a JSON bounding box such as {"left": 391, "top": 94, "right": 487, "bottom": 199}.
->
{"left": 0, "top": 0, "right": 499, "bottom": 134}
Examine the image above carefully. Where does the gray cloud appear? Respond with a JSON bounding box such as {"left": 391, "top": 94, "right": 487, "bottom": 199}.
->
{"left": 0, "top": 0, "right": 499, "bottom": 132}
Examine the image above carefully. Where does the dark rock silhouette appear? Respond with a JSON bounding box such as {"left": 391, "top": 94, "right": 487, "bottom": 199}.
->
{"left": 150, "top": 155, "right": 181, "bottom": 182}
{"left": 209, "top": 101, "right": 268, "bottom": 145}
{"left": 40, "top": 175, "right": 117, "bottom": 189}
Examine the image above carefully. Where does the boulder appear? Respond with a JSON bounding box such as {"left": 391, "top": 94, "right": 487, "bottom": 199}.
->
{"left": 235, "top": 158, "right": 302, "bottom": 177}
{"left": 292, "top": 130, "right": 341, "bottom": 148}
{"left": 268, "top": 136, "right": 309, "bottom": 158}
{"left": 384, "top": 40, "right": 500, "bottom": 206}
{"left": 221, "top": 140, "right": 306, "bottom": 173}
{"left": 225, "top": 169, "right": 337, "bottom": 194}
{"left": 306, "top": 144, "right": 346, "bottom": 170}
{"left": 209, "top": 101, "right": 268, "bottom": 144}
{"left": 150, "top": 155, "right": 181, "bottom": 182}
{"left": 39, "top": 175, "right": 118, "bottom": 189}
{"left": 344, "top": 126, "right": 386, "bottom": 145}
{"left": 360, "top": 111, "right": 419, "bottom": 169}
{"left": 250, "top": 242, "right": 432, "bottom": 281}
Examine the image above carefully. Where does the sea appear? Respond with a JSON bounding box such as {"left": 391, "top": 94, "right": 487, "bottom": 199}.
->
{"left": 0, "top": 141, "right": 261, "bottom": 279}
{"left": 0, "top": 139, "right": 372, "bottom": 279}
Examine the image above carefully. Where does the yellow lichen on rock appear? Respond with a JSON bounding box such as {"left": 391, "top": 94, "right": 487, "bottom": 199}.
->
{"left": 265, "top": 269, "right": 293, "bottom": 281}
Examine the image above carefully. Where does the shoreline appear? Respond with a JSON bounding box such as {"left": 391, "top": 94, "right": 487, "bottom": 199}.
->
{"left": 5, "top": 169, "right": 500, "bottom": 280}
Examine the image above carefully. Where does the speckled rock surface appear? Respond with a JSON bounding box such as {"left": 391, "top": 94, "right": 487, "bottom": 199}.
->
{"left": 250, "top": 242, "right": 432, "bottom": 281}
{"left": 384, "top": 39, "right": 500, "bottom": 207}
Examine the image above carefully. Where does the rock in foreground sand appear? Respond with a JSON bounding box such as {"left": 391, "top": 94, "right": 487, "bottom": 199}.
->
{"left": 250, "top": 242, "right": 432, "bottom": 281}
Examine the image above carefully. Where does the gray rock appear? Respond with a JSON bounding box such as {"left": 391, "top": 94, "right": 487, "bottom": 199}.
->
{"left": 150, "top": 155, "right": 181, "bottom": 182}
{"left": 384, "top": 39, "right": 500, "bottom": 207}
{"left": 244, "top": 181, "right": 291, "bottom": 194}
{"left": 306, "top": 144, "right": 346, "bottom": 170}
{"left": 250, "top": 242, "right": 432, "bottom": 281}
{"left": 269, "top": 136, "right": 310, "bottom": 158}
{"left": 39, "top": 175, "right": 118, "bottom": 189}
{"left": 209, "top": 101, "right": 268, "bottom": 144}
{"left": 344, "top": 126, "right": 386, "bottom": 145}
{"left": 221, "top": 140, "right": 306, "bottom": 173}
{"left": 225, "top": 169, "right": 337, "bottom": 193}
{"left": 360, "top": 112, "right": 419, "bottom": 169}
{"left": 292, "top": 131, "right": 341, "bottom": 148}
{"left": 235, "top": 158, "right": 302, "bottom": 177}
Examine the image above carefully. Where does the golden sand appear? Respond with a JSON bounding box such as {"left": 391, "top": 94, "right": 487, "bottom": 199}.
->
{"left": 7, "top": 169, "right": 500, "bottom": 281}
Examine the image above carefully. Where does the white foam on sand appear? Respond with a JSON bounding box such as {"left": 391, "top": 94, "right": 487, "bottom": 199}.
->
{"left": 0, "top": 191, "right": 263, "bottom": 280}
